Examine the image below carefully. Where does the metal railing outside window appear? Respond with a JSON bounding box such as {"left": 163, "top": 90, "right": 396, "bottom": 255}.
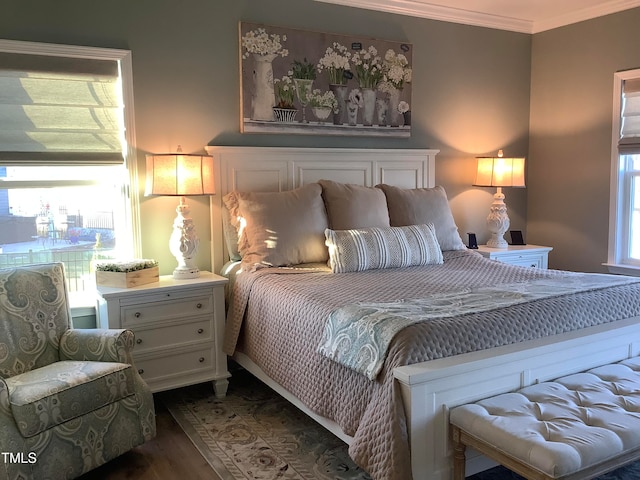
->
{"left": 0, "top": 248, "right": 114, "bottom": 292}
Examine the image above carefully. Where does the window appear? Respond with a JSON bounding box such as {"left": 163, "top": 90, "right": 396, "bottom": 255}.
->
{"left": 0, "top": 40, "right": 141, "bottom": 300}
{"left": 608, "top": 69, "right": 640, "bottom": 275}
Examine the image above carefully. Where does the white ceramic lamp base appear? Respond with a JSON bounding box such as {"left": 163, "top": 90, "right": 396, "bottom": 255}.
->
{"left": 169, "top": 197, "right": 200, "bottom": 279}
{"left": 485, "top": 188, "right": 510, "bottom": 249}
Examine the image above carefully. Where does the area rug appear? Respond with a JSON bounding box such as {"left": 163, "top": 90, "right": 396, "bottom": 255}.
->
{"left": 162, "top": 368, "right": 640, "bottom": 480}
{"left": 161, "top": 368, "right": 370, "bottom": 480}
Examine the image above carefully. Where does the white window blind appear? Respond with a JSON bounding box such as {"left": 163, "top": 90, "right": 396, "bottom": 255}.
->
{"left": 620, "top": 78, "right": 640, "bottom": 153}
{"left": 0, "top": 52, "right": 124, "bottom": 164}
{"left": 608, "top": 69, "right": 640, "bottom": 274}
{"left": 0, "top": 40, "right": 141, "bottom": 298}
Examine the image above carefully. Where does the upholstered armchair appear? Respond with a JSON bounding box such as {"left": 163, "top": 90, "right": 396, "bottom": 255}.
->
{"left": 0, "top": 263, "right": 156, "bottom": 480}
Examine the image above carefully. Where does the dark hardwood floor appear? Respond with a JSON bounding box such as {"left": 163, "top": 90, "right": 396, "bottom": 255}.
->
{"left": 78, "top": 397, "right": 221, "bottom": 480}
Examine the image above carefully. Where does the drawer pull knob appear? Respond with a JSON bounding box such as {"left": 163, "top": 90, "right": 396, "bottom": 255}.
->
{"left": 197, "top": 328, "right": 204, "bottom": 334}
{"left": 138, "top": 369, "right": 144, "bottom": 375}
{"left": 136, "top": 338, "right": 142, "bottom": 344}
{"left": 199, "top": 357, "right": 205, "bottom": 363}
{"left": 196, "top": 303, "right": 203, "bottom": 309}
{"left": 134, "top": 312, "right": 141, "bottom": 318}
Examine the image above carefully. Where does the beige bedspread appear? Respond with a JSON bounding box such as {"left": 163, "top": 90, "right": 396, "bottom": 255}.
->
{"left": 224, "top": 250, "right": 640, "bottom": 480}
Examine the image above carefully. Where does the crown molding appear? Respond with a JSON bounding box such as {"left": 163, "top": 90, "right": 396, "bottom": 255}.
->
{"left": 532, "top": 0, "right": 640, "bottom": 33}
{"left": 313, "top": 0, "right": 640, "bottom": 34}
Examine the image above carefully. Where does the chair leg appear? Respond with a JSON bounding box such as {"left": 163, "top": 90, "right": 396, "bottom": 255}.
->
{"left": 451, "top": 426, "right": 467, "bottom": 480}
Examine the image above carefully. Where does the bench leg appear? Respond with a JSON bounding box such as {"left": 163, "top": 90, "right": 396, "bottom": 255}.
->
{"left": 451, "top": 426, "right": 466, "bottom": 480}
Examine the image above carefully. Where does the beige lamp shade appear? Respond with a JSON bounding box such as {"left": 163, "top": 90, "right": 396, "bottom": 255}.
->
{"left": 473, "top": 151, "right": 525, "bottom": 249}
{"left": 145, "top": 153, "right": 215, "bottom": 196}
{"left": 474, "top": 156, "right": 525, "bottom": 188}
{"left": 144, "top": 150, "right": 214, "bottom": 280}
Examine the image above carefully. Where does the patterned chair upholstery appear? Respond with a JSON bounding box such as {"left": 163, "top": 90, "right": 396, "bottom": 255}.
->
{"left": 0, "top": 263, "right": 156, "bottom": 480}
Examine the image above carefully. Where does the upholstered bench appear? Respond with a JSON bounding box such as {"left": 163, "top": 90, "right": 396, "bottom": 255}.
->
{"left": 450, "top": 357, "right": 640, "bottom": 480}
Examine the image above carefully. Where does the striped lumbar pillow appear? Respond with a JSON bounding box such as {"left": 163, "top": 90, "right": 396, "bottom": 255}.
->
{"left": 324, "top": 224, "right": 444, "bottom": 273}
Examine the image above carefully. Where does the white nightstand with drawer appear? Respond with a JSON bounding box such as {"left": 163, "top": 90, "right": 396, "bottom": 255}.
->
{"left": 96, "top": 272, "right": 229, "bottom": 397}
{"left": 476, "top": 244, "right": 553, "bottom": 269}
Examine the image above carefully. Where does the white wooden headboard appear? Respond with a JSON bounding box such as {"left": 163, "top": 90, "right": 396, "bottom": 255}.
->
{"left": 204, "top": 146, "right": 439, "bottom": 273}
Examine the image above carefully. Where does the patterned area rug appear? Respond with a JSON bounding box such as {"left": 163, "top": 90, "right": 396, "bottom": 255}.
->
{"left": 161, "top": 368, "right": 370, "bottom": 480}
{"left": 162, "top": 368, "right": 640, "bottom": 480}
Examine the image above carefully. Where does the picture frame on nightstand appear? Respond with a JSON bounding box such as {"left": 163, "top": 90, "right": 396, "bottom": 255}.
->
{"left": 510, "top": 230, "right": 525, "bottom": 245}
{"left": 467, "top": 233, "right": 478, "bottom": 249}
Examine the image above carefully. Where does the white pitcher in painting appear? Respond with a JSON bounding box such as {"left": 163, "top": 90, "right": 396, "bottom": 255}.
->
{"left": 241, "top": 26, "right": 289, "bottom": 122}
{"left": 251, "top": 53, "right": 277, "bottom": 121}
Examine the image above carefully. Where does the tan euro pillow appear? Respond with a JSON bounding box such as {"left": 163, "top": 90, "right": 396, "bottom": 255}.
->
{"left": 377, "top": 184, "right": 466, "bottom": 251}
{"left": 223, "top": 183, "right": 329, "bottom": 267}
{"left": 318, "top": 179, "right": 390, "bottom": 230}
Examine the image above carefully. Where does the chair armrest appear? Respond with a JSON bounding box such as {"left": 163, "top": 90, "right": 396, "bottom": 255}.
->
{"left": 59, "top": 329, "right": 135, "bottom": 364}
{"left": 0, "top": 377, "right": 10, "bottom": 416}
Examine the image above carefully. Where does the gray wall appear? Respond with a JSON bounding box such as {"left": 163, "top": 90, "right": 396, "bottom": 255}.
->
{"left": 528, "top": 8, "right": 640, "bottom": 272}
{"left": 2, "top": 0, "right": 531, "bottom": 274}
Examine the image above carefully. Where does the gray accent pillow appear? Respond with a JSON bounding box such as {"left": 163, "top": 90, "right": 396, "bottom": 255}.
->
{"left": 223, "top": 183, "right": 329, "bottom": 267}
{"left": 377, "top": 184, "right": 466, "bottom": 251}
{"left": 319, "top": 179, "right": 390, "bottom": 230}
{"left": 324, "top": 224, "right": 443, "bottom": 273}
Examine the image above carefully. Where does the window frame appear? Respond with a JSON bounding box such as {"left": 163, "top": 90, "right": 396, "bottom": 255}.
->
{"left": 0, "top": 39, "right": 142, "bottom": 269}
{"left": 607, "top": 68, "right": 640, "bottom": 276}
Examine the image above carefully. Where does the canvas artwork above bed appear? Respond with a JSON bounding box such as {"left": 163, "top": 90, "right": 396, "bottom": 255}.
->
{"left": 205, "top": 146, "right": 640, "bottom": 480}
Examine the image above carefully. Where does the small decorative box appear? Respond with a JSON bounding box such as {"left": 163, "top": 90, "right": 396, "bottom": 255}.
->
{"left": 95, "top": 259, "right": 159, "bottom": 288}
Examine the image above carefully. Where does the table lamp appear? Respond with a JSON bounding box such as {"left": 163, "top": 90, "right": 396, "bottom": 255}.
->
{"left": 473, "top": 150, "right": 525, "bottom": 248}
{"left": 145, "top": 147, "right": 214, "bottom": 278}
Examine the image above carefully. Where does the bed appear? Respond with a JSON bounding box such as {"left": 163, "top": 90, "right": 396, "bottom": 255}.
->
{"left": 205, "top": 146, "right": 640, "bottom": 480}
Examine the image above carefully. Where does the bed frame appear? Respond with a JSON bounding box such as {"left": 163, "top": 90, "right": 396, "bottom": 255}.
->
{"left": 205, "top": 146, "right": 640, "bottom": 480}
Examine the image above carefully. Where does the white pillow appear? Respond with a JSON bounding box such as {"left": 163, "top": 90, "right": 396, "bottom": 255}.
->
{"left": 324, "top": 224, "right": 444, "bottom": 273}
{"left": 223, "top": 184, "right": 329, "bottom": 267}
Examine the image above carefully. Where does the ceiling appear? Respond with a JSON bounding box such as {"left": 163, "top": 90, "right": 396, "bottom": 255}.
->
{"left": 313, "top": 0, "right": 640, "bottom": 33}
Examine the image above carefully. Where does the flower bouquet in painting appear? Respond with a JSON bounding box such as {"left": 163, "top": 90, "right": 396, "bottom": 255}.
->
{"left": 308, "top": 89, "right": 338, "bottom": 122}
{"left": 317, "top": 42, "right": 351, "bottom": 124}
{"left": 378, "top": 49, "right": 412, "bottom": 126}
{"left": 273, "top": 74, "right": 298, "bottom": 122}
{"left": 241, "top": 27, "right": 289, "bottom": 121}
{"left": 352, "top": 46, "right": 384, "bottom": 125}
{"left": 352, "top": 46, "right": 384, "bottom": 90}
{"left": 398, "top": 101, "right": 411, "bottom": 126}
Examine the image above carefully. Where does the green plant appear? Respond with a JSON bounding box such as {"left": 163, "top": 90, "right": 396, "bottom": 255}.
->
{"left": 291, "top": 58, "right": 317, "bottom": 80}
{"left": 274, "top": 75, "right": 296, "bottom": 109}
{"left": 94, "top": 259, "right": 158, "bottom": 272}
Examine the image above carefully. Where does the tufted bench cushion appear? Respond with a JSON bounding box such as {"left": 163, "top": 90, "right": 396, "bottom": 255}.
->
{"left": 450, "top": 357, "right": 640, "bottom": 479}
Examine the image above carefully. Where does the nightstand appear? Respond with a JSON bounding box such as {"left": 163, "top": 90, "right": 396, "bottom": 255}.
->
{"left": 476, "top": 244, "right": 553, "bottom": 269}
{"left": 96, "top": 272, "right": 230, "bottom": 397}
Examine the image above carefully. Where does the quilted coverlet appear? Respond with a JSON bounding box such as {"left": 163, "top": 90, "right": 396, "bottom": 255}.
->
{"left": 318, "top": 273, "right": 640, "bottom": 380}
{"left": 224, "top": 250, "right": 640, "bottom": 480}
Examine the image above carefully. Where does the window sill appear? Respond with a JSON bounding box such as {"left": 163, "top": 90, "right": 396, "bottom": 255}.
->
{"left": 69, "top": 290, "right": 97, "bottom": 317}
{"left": 603, "top": 263, "right": 640, "bottom": 276}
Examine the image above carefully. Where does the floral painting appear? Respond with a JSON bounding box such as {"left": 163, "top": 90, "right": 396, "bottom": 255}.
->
{"left": 239, "top": 22, "right": 412, "bottom": 137}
